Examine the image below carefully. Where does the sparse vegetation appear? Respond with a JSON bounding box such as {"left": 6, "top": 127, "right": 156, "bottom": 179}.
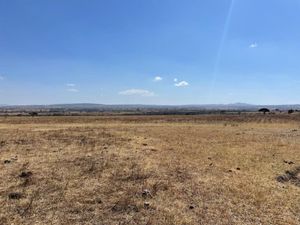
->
{"left": 0, "top": 115, "right": 300, "bottom": 225}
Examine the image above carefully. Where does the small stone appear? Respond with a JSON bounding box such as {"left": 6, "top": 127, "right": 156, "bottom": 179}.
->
{"left": 4, "top": 160, "right": 11, "bottom": 164}
{"left": 277, "top": 175, "right": 288, "bottom": 183}
{"left": 283, "top": 160, "right": 294, "bottom": 165}
{"left": 144, "top": 202, "right": 150, "bottom": 209}
{"left": 19, "top": 171, "right": 33, "bottom": 178}
{"left": 142, "top": 189, "right": 152, "bottom": 198}
{"left": 236, "top": 168, "right": 241, "bottom": 171}
{"left": 8, "top": 192, "right": 22, "bottom": 200}
{"left": 189, "top": 205, "right": 195, "bottom": 209}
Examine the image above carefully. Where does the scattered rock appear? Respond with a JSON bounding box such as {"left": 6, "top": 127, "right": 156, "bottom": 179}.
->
{"left": 236, "top": 168, "right": 241, "bottom": 171}
{"left": 209, "top": 163, "right": 213, "bottom": 166}
{"left": 8, "top": 192, "right": 22, "bottom": 200}
{"left": 144, "top": 202, "right": 150, "bottom": 209}
{"left": 142, "top": 189, "right": 152, "bottom": 198}
{"left": 228, "top": 170, "right": 233, "bottom": 173}
{"left": 19, "top": 171, "right": 33, "bottom": 178}
{"left": 276, "top": 167, "right": 300, "bottom": 187}
{"left": 189, "top": 205, "right": 195, "bottom": 210}
{"left": 4, "top": 160, "right": 11, "bottom": 164}
{"left": 142, "top": 143, "right": 148, "bottom": 146}
{"left": 208, "top": 157, "right": 212, "bottom": 160}
{"left": 277, "top": 175, "right": 289, "bottom": 183}
{"left": 283, "top": 160, "right": 294, "bottom": 165}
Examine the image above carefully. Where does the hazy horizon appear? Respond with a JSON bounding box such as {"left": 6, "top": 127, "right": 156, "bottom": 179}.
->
{"left": 1, "top": 102, "right": 300, "bottom": 108}
{"left": 1, "top": 0, "right": 300, "bottom": 105}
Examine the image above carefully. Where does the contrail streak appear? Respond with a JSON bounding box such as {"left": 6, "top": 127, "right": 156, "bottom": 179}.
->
{"left": 209, "top": 0, "right": 235, "bottom": 99}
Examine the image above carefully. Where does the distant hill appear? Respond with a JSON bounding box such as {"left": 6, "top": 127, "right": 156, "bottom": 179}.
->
{"left": 0, "top": 103, "right": 300, "bottom": 112}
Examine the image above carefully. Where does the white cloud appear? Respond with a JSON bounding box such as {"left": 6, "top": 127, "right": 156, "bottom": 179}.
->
{"left": 67, "top": 88, "right": 79, "bottom": 92}
{"left": 174, "top": 81, "right": 189, "bottom": 87}
{"left": 249, "top": 43, "right": 258, "bottom": 48}
{"left": 119, "top": 89, "right": 155, "bottom": 97}
{"left": 153, "top": 76, "right": 163, "bottom": 82}
{"left": 174, "top": 78, "right": 178, "bottom": 82}
{"left": 0, "top": 75, "right": 4, "bottom": 80}
{"left": 66, "top": 83, "right": 78, "bottom": 92}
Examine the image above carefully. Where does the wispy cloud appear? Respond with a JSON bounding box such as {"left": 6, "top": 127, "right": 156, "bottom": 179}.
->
{"left": 249, "top": 42, "right": 258, "bottom": 48}
{"left": 174, "top": 80, "right": 189, "bottom": 87}
{"left": 67, "top": 88, "right": 79, "bottom": 92}
{"left": 174, "top": 78, "right": 178, "bottom": 82}
{"left": 66, "top": 83, "right": 79, "bottom": 92}
{"left": 119, "top": 89, "right": 155, "bottom": 97}
{"left": 153, "top": 76, "right": 163, "bottom": 82}
{"left": 0, "top": 75, "right": 4, "bottom": 80}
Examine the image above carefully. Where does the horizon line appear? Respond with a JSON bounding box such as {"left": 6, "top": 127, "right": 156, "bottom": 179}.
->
{"left": 1, "top": 102, "right": 300, "bottom": 107}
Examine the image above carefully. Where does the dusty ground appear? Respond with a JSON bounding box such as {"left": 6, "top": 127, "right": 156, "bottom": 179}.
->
{"left": 0, "top": 115, "right": 300, "bottom": 225}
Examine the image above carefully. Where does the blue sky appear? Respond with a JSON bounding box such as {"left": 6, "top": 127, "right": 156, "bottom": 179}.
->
{"left": 1, "top": 0, "right": 300, "bottom": 105}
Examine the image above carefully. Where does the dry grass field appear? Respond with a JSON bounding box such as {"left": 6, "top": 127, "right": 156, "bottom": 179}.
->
{"left": 0, "top": 114, "right": 300, "bottom": 225}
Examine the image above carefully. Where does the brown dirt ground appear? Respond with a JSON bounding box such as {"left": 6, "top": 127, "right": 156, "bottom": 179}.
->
{"left": 0, "top": 115, "right": 300, "bottom": 225}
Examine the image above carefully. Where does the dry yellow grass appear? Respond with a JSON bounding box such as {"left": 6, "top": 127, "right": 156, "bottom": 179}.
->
{"left": 0, "top": 115, "right": 300, "bottom": 225}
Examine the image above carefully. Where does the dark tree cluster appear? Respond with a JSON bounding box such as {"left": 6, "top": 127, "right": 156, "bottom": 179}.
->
{"left": 29, "top": 112, "right": 38, "bottom": 117}
{"left": 258, "top": 108, "right": 270, "bottom": 114}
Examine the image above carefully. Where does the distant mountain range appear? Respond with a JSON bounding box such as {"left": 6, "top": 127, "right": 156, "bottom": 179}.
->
{"left": 0, "top": 103, "right": 299, "bottom": 111}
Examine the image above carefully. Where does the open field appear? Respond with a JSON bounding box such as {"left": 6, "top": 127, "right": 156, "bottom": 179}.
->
{"left": 0, "top": 115, "right": 300, "bottom": 225}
